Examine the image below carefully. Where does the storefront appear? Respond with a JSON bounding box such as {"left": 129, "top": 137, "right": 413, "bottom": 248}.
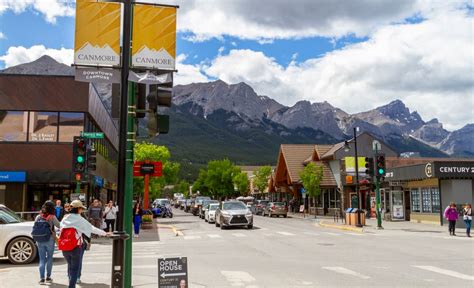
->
{"left": 386, "top": 161, "right": 474, "bottom": 226}
{"left": 0, "top": 171, "right": 27, "bottom": 212}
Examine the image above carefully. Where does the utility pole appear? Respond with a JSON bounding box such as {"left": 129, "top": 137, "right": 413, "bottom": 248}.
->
{"left": 111, "top": 0, "right": 132, "bottom": 287}
{"left": 353, "top": 127, "right": 362, "bottom": 228}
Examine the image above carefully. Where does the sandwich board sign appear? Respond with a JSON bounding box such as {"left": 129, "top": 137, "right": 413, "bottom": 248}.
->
{"left": 158, "top": 257, "right": 188, "bottom": 288}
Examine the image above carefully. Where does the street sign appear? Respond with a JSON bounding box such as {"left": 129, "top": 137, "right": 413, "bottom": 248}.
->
{"left": 140, "top": 163, "right": 155, "bottom": 175}
{"left": 80, "top": 132, "right": 105, "bottom": 139}
{"left": 158, "top": 257, "right": 188, "bottom": 288}
{"left": 133, "top": 161, "right": 162, "bottom": 177}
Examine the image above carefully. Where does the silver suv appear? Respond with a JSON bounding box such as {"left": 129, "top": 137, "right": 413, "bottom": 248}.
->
{"left": 215, "top": 201, "right": 253, "bottom": 230}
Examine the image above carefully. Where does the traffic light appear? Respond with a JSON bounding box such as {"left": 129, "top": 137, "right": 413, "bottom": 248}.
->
{"left": 140, "top": 84, "right": 171, "bottom": 136}
{"left": 375, "top": 154, "right": 386, "bottom": 177}
{"left": 365, "top": 157, "right": 374, "bottom": 176}
{"left": 87, "top": 145, "right": 97, "bottom": 171}
{"left": 72, "top": 136, "right": 86, "bottom": 173}
{"left": 135, "top": 83, "right": 147, "bottom": 118}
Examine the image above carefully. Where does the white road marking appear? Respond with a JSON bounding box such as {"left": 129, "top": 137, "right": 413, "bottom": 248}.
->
{"left": 183, "top": 235, "right": 202, "bottom": 240}
{"left": 277, "top": 231, "right": 295, "bottom": 236}
{"left": 322, "top": 267, "right": 371, "bottom": 280}
{"left": 221, "top": 271, "right": 256, "bottom": 287}
{"left": 323, "top": 232, "right": 341, "bottom": 236}
{"left": 263, "top": 233, "right": 274, "bottom": 237}
{"left": 208, "top": 234, "right": 222, "bottom": 238}
{"left": 232, "top": 233, "right": 247, "bottom": 238}
{"left": 442, "top": 236, "right": 472, "bottom": 241}
{"left": 347, "top": 232, "right": 365, "bottom": 236}
{"left": 413, "top": 265, "right": 474, "bottom": 281}
{"left": 303, "top": 232, "right": 319, "bottom": 236}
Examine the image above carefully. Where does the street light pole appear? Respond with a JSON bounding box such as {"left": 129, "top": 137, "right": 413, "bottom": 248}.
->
{"left": 353, "top": 127, "right": 363, "bottom": 228}
{"left": 111, "top": 0, "right": 132, "bottom": 287}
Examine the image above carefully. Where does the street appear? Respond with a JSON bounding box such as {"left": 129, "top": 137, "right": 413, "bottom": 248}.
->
{"left": 1, "top": 209, "right": 473, "bottom": 287}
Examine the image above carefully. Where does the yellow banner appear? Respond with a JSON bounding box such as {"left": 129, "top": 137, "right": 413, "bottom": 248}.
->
{"left": 345, "top": 157, "right": 367, "bottom": 173}
{"left": 132, "top": 4, "right": 177, "bottom": 70}
{"left": 74, "top": 0, "right": 121, "bottom": 67}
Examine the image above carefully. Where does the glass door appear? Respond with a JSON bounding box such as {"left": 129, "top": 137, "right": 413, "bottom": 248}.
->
{"left": 391, "top": 191, "right": 405, "bottom": 221}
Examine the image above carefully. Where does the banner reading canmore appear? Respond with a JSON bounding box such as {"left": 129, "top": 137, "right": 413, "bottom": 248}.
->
{"left": 74, "top": 0, "right": 121, "bottom": 67}
{"left": 132, "top": 5, "right": 177, "bottom": 70}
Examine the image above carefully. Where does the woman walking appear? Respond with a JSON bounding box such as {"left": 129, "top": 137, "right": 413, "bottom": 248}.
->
{"left": 59, "top": 200, "right": 109, "bottom": 288}
{"left": 132, "top": 202, "right": 143, "bottom": 238}
{"left": 463, "top": 203, "right": 472, "bottom": 237}
{"left": 103, "top": 200, "right": 118, "bottom": 232}
{"left": 32, "top": 201, "right": 60, "bottom": 285}
{"left": 444, "top": 202, "right": 459, "bottom": 236}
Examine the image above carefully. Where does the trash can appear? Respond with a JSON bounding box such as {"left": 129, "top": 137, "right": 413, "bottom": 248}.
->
{"left": 345, "top": 208, "right": 353, "bottom": 225}
{"left": 351, "top": 209, "right": 366, "bottom": 226}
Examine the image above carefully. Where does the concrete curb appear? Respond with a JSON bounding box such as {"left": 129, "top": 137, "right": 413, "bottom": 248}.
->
{"left": 317, "top": 220, "right": 364, "bottom": 233}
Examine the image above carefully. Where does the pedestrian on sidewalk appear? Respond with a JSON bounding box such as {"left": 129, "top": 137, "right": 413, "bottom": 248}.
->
{"left": 60, "top": 200, "right": 109, "bottom": 288}
{"left": 463, "top": 203, "right": 472, "bottom": 237}
{"left": 55, "top": 199, "right": 65, "bottom": 221}
{"left": 444, "top": 202, "right": 459, "bottom": 236}
{"left": 133, "top": 202, "right": 144, "bottom": 238}
{"left": 32, "top": 200, "right": 60, "bottom": 285}
{"left": 88, "top": 199, "right": 103, "bottom": 235}
{"left": 103, "top": 200, "right": 118, "bottom": 232}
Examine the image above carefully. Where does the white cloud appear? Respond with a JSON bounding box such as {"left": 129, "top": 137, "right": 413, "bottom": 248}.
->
{"left": 201, "top": 7, "right": 473, "bottom": 130}
{"left": 0, "top": 0, "right": 74, "bottom": 24}
{"left": 176, "top": 0, "right": 469, "bottom": 41}
{"left": 174, "top": 54, "right": 209, "bottom": 85}
{"left": 0, "top": 32, "right": 5, "bottom": 39}
{"left": 0, "top": 45, "right": 73, "bottom": 67}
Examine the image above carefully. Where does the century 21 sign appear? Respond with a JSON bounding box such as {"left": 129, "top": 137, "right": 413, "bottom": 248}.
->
{"left": 74, "top": 0, "right": 176, "bottom": 71}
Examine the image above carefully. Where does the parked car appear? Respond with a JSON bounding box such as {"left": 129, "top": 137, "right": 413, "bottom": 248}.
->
{"left": 255, "top": 200, "right": 270, "bottom": 215}
{"left": 215, "top": 201, "right": 253, "bottom": 229}
{"left": 205, "top": 203, "right": 219, "bottom": 223}
{"left": 263, "top": 202, "right": 288, "bottom": 218}
{"left": 200, "top": 200, "right": 218, "bottom": 219}
{"left": 0, "top": 204, "right": 37, "bottom": 264}
{"left": 151, "top": 198, "right": 170, "bottom": 218}
{"left": 247, "top": 202, "right": 257, "bottom": 214}
{"left": 192, "top": 196, "right": 211, "bottom": 216}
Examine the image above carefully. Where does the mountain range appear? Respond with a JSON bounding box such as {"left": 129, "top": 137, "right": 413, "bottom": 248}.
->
{"left": 2, "top": 56, "right": 472, "bottom": 179}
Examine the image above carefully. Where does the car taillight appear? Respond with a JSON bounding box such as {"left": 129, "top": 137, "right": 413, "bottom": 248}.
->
{"left": 271, "top": 205, "right": 275, "bottom": 209}
{"left": 257, "top": 204, "right": 261, "bottom": 208}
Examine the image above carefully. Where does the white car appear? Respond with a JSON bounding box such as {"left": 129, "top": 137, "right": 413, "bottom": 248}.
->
{"left": 0, "top": 204, "right": 37, "bottom": 264}
{"left": 205, "top": 203, "right": 219, "bottom": 224}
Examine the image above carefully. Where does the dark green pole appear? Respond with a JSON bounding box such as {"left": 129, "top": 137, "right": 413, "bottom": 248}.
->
{"left": 376, "top": 175, "right": 383, "bottom": 228}
{"left": 124, "top": 83, "right": 135, "bottom": 287}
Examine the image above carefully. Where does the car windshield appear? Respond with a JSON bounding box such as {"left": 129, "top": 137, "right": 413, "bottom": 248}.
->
{"left": 223, "top": 202, "right": 247, "bottom": 210}
{"left": 196, "top": 197, "right": 211, "bottom": 205}
{"left": 273, "top": 202, "right": 284, "bottom": 207}
{"left": 209, "top": 204, "right": 218, "bottom": 211}
{"left": 157, "top": 200, "right": 170, "bottom": 206}
{"left": 0, "top": 207, "right": 22, "bottom": 224}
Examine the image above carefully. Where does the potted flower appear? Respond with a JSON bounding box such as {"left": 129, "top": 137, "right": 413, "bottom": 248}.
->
{"left": 141, "top": 210, "right": 153, "bottom": 229}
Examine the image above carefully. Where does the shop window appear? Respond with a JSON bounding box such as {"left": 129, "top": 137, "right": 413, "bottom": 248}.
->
{"left": 431, "top": 187, "right": 440, "bottom": 213}
{"left": 421, "top": 187, "right": 431, "bottom": 213}
{"left": 28, "top": 112, "right": 58, "bottom": 142}
{"left": 59, "top": 112, "right": 84, "bottom": 142}
{"left": 0, "top": 110, "right": 28, "bottom": 141}
{"left": 411, "top": 189, "right": 420, "bottom": 212}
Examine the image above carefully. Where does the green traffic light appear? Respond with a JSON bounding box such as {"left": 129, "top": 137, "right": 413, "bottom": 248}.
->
{"left": 378, "top": 168, "right": 384, "bottom": 174}
{"left": 77, "top": 155, "right": 85, "bottom": 163}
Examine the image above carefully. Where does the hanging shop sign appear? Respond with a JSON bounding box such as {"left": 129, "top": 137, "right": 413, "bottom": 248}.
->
{"left": 345, "top": 157, "right": 367, "bottom": 173}
{"left": 131, "top": 4, "right": 177, "bottom": 70}
{"left": 128, "top": 70, "right": 173, "bottom": 84}
{"left": 74, "top": 0, "right": 121, "bottom": 67}
{"left": 75, "top": 67, "right": 121, "bottom": 83}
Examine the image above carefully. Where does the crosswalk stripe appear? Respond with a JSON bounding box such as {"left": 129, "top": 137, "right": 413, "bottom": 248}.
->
{"left": 347, "top": 232, "right": 365, "bottom": 236}
{"left": 323, "top": 232, "right": 341, "bottom": 236}
{"left": 232, "top": 233, "right": 246, "bottom": 238}
{"left": 413, "top": 266, "right": 474, "bottom": 281}
{"left": 322, "top": 266, "right": 370, "bottom": 280}
{"left": 208, "top": 234, "right": 222, "bottom": 238}
{"left": 303, "top": 232, "right": 319, "bottom": 236}
{"left": 183, "top": 235, "right": 201, "bottom": 240}
{"left": 221, "top": 271, "right": 256, "bottom": 285}
{"left": 277, "top": 231, "right": 295, "bottom": 236}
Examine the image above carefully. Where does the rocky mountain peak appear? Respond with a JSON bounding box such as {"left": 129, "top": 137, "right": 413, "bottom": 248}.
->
{"left": 0, "top": 55, "right": 74, "bottom": 76}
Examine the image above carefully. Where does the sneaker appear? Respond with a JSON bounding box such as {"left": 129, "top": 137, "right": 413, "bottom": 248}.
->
{"left": 77, "top": 279, "right": 82, "bottom": 284}
{"left": 45, "top": 277, "right": 53, "bottom": 283}
{"left": 39, "top": 279, "right": 45, "bottom": 285}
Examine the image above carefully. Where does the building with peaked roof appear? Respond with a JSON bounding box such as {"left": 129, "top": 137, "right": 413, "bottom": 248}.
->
{"left": 269, "top": 133, "right": 398, "bottom": 216}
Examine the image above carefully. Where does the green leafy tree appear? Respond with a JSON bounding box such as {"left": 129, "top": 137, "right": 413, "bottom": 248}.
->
{"left": 192, "top": 169, "right": 209, "bottom": 196}
{"left": 133, "top": 142, "right": 180, "bottom": 200}
{"left": 299, "top": 162, "right": 324, "bottom": 218}
{"left": 253, "top": 166, "right": 272, "bottom": 193}
{"left": 233, "top": 171, "right": 249, "bottom": 196}
{"left": 177, "top": 180, "right": 190, "bottom": 196}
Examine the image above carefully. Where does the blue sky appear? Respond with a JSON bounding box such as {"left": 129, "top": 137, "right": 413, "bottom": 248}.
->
{"left": 0, "top": 0, "right": 472, "bottom": 130}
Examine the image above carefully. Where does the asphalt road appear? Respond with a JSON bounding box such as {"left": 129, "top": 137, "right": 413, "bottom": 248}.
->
{"left": 0, "top": 209, "right": 473, "bottom": 287}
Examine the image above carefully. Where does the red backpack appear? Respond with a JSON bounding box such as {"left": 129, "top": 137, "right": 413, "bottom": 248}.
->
{"left": 58, "top": 228, "right": 81, "bottom": 251}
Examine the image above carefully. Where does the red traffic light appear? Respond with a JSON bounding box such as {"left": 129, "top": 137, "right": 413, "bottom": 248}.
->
{"left": 75, "top": 173, "right": 82, "bottom": 181}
